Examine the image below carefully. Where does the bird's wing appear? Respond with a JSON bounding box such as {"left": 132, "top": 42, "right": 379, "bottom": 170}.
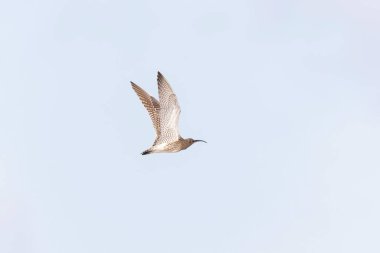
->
{"left": 131, "top": 82, "right": 161, "bottom": 136}
{"left": 157, "top": 71, "right": 176, "bottom": 107}
{"left": 154, "top": 72, "right": 181, "bottom": 145}
{"left": 150, "top": 96, "right": 160, "bottom": 112}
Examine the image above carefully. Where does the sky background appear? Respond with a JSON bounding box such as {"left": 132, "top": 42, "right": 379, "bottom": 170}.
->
{"left": 1, "top": 0, "right": 380, "bottom": 252}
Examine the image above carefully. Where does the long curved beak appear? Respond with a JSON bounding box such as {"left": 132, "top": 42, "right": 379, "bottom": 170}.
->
{"left": 194, "top": 140, "right": 207, "bottom": 143}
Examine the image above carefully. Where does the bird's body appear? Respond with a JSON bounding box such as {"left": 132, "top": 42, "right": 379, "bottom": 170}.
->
{"left": 141, "top": 138, "right": 193, "bottom": 155}
{"left": 131, "top": 72, "right": 206, "bottom": 155}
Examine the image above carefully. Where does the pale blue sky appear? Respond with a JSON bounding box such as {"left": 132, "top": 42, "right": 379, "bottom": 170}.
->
{"left": 1, "top": 0, "right": 379, "bottom": 252}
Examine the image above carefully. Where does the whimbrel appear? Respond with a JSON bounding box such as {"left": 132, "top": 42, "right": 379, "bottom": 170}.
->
{"left": 131, "top": 72, "right": 206, "bottom": 155}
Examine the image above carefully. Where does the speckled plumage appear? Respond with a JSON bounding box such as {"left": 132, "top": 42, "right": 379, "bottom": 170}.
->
{"left": 131, "top": 72, "right": 206, "bottom": 155}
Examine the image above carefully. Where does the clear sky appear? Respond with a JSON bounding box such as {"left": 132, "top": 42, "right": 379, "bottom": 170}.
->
{"left": 1, "top": 0, "right": 379, "bottom": 252}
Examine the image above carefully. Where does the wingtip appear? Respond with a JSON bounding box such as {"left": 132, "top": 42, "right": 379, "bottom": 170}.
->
{"left": 130, "top": 81, "right": 139, "bottom": 89}
{"left": 141, "top": 150, "right": 151, "bottom": 155}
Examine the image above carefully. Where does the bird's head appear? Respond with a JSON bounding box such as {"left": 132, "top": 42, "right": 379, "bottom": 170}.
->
{"left": 186, "top": 138, "right": 207, "bottom": 146}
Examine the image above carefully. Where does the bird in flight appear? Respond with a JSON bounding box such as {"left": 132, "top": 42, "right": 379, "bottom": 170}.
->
{"left": 131, "top": 72, "right": 206, "bottom": 155}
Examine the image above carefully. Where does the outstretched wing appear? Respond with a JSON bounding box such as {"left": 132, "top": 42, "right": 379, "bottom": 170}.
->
{"left": 131, "top": 82, "right": 161, "bottom": 136}
{"left": 154, "top": 72, "right": 181, "bottom": 145}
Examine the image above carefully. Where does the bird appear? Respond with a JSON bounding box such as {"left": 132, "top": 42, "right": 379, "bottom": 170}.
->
{"left": 131, "top": 71, "right": 206, "bottom": 155}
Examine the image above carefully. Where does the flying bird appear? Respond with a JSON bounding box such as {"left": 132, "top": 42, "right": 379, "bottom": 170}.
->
{"left": 131, "top": 72, "right": 206, "bottom": 155}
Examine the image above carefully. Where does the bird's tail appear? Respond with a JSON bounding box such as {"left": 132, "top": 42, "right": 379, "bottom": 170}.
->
{"left": 141, "top": 149, "right": 152, "bottom": 155}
